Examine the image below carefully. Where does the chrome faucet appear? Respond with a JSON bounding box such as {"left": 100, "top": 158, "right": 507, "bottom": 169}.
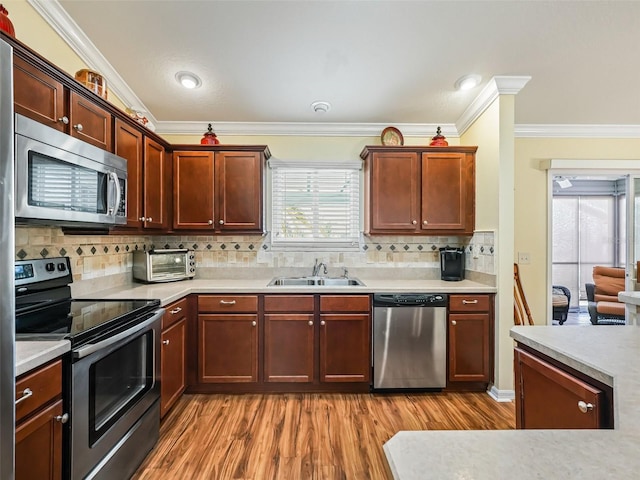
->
{"left": 312, "top": 258, "right": 328, "bottom": 277}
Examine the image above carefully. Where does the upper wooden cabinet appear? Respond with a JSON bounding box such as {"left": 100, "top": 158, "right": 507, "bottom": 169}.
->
{"left": 361, "top": 146, "right": 477, "bottom": 235}
{"left": 172, "top": 146, "right": 269, "bottom": 233}
{"left": 114, "top": 119, "right": 144, "bottom": 228}
{"left": 14, "top": 55, "right": 113, "bottom": 151}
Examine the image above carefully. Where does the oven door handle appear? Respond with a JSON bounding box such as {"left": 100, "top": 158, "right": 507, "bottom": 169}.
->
{"left": 73, "top": 308, "right": 165, "bottom": 359}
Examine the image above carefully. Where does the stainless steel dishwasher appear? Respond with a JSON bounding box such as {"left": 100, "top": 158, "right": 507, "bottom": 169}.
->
{"left": 372, "top": 293, "right": 448, "bottom": 390}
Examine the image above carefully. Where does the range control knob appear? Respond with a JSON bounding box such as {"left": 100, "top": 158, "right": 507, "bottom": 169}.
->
{"left": 45, "top": 263, "right": 55, "bottom": 272}
{"left": 57, "top": 263, "right": 66, "bottom": 271}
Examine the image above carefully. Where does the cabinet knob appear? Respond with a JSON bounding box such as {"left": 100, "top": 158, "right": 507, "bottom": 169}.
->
{"left": 219, "top": 219, "right": 225, "bottom": 225}
{"left": 423, "top": 220, "right": 428, "bottom": 225}
{"left": 320, "top": 320, "right": 326, "bottom": 326}
{"left": 252, "top": 321, "right": 257, "bottom": 327}
{"left": 15, "top": 388, "right": 33, "bottom": 405}
{"left": 147, "top": 217, "right": 153, "bottom": 222}
{"left": 451, "top": 320, "right": 457, "bottom": 326}
{"left": 73, "top": 123, "right": 83, "bottom": 132}
{"left": 578, "top": 401, "right": 594, "bottom": 413}
{"left": 208, "top": 220, "right": 213, "bottom": 225}
{"left": 58, "top": 116, "right": 69, "bottom": 125}
{"left": 412, "top": 220, "right": 417, "bottom": 225}
{"left": 55, "top": 413, "right": 69, "bottom": 424}
{"left": 308, "top": 320, "right": 313, "bottom": 326}
{"left": 139, "top": 216, "right": 146, "bottom": 222}
{"left": 162, "top": 339, "right": 170, "bottom": 345}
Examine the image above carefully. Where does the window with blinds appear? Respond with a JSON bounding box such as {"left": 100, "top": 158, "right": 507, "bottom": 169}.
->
{"left": 270, "top": 160, "right": 362, "bottom": 250}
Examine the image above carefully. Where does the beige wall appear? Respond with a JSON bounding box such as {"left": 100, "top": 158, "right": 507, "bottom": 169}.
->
{"left": 515, "top": 138, "right": 640, "bottom": 325}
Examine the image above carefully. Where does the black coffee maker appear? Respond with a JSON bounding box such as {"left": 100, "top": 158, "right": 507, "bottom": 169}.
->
{"left": 439, "top": 247, "right": 465, "bottom": 281}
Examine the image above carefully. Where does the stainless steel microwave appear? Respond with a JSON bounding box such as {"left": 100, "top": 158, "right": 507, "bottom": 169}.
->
{"left": 14, "top": 113, "right": 127, "bottom": 227}
{"left": 132, "top": 249, "right": 196, "bottom": 283}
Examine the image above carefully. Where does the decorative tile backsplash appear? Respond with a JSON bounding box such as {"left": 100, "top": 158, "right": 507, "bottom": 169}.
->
{"left": 15, "top": 226, "right": 495, "bottom": 286}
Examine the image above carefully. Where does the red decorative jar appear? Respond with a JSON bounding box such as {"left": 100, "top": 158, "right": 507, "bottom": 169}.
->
{"left": 429, "top": 126, "right": 448, "bottom": 147}
{"left": 200, "top": 123, "right": 219, "bottom": 145}
{"left": 0, "top": 4, "right": 15, "bottom": 37}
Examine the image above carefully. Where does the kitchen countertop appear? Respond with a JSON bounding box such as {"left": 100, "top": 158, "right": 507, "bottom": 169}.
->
{"left": 384, "top": 325, "right": 640, "bottom": 479}
{"left": 75, "top": 277, "right": 495, "bottom": 306}
{"left": 15, "top": 340, "right": 70, "bottom": 377}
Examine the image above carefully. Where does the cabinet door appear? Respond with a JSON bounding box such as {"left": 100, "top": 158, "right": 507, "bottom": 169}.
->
{"left": 143, "top": 137, "right": 170, "bottom": 229}
{"left": 215, "top": 151, "right": 263, "bottom": 232}
{"left": 15, "top": 399, "right": 63, "bottom": 480}
{"left": 69, "top": 91, "right": 112, "bottom": 151}
{"left": 319, "top": 313, "right": 370, "bottom": 383}
{"left": 13, "top": 56, "right": 67, "bottom": 131}
{"left": 369, "top": 152, "right": 420, "bottom": 232}
{"left": 198, "top": 314, "right": 258, "bottom": 383}
{"left": 515, "top": 348, "right": 604, "bottom": 429}
{"left": 114, "top": 118, "right": 144, "bottom": 228}
{"left": 421, "top": 151, "right": 474, "bottom": 233}
{"left": 448, "top": 313, "right": 490, "bottom": 382}
{"left": 173, "top": 151, "right": 215, "bottom": 229}
{"left": 264, "top": 314, "right": 314, "bottom": 382}
{"left": 161, "top": 317, "right": 186, "bottom": 418}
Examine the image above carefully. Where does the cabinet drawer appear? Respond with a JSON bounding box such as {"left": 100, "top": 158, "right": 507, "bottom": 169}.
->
{"left": 198, "top": 295, "right": 258, "bottom": 313}
{"left": 320, "top": 295, "right": 370, "bottom": 312}
{"left": 449, "top": 294, "right": 490, "bottom": 312}
{"left": 15, "top": 360, "right": 62, "bottom": 423}
{"left": 264, "top": 295, "right": 314, "bottom": 312}
{"left": 163, "top": 297, "right": 188, "bottom": 329}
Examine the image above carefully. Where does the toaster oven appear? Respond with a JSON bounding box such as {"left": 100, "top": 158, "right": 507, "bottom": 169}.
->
{"left": 132, "top": 249, "right": 196, "bottom": 283}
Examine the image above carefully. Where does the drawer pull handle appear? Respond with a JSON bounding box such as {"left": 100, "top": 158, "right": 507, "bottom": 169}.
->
{"left": 462, "top": 299, "right": 479, "bottom": 304}
{"left": 170, "top": 307, "right": 182, "bottom": 314}
{"left": 578, "top": 401, "right": 594, "bottom": 413}
{"left": 15, "top": 388, "right": 33, "bottom": 405}
{"left": 55, "top": 413, "right": 69, "bottom": 424}
{"left": 220, "top": 300, "right": 237, "bottom": 305}
{"left": 162, "top": 339, "right": 170, "bottom": 345}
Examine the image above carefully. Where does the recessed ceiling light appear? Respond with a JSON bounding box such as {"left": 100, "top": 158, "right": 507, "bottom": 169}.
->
{"left": 175, "top": 71, "right": 202, "bottom": 89}
{"left": 455, "top": 74, "right": 481, "bottom": 91}
{"left": 311, "top": 101, "right": 331, "bottom": 113}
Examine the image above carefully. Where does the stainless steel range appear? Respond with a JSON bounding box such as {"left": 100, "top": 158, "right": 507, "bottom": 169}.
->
{"left": 15, "top": 257, "right": 164, "bottom": 479}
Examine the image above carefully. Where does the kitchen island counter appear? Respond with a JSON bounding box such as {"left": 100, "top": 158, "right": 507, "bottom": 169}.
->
{"left": 74, "top": 277, "right": 495, "bottom": 306}
{"left": 384, "top": 326, "right": 640, "bottom": 479}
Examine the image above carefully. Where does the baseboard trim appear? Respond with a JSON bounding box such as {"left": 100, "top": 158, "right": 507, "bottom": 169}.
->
{"left": 487, "top": 385, "right": 515, "bottom": 402}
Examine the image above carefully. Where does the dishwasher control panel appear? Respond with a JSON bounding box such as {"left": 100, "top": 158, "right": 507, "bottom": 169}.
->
{"left": 373, "top": 293, "right": 447, "bottom": 307}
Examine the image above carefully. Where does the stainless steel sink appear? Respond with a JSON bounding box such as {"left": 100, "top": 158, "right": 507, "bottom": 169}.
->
{"left": 267, "top": 276, "right": 365, "bottom": 287}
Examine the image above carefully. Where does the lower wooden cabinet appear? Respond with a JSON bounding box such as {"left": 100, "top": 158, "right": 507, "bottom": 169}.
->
{"left": 15, "top": 359, "right": 66, "bottom": 480}
{"left": 319, "top": 313, "right": 370, "bottom": 383}
{"left": 514, "top": 346, "right": 612, "bottom": 429}
{"left": 161, "top": 298, "right": 188, "bottom": 418}
{"left": 448, "top": 294, "right": 493, "bottom": 384}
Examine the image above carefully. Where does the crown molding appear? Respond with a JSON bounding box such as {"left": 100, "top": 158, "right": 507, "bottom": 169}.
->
{"left": 456, "top": 75, "right": 531, "bottom": 135}
{"left": 515, "top": 124, "right": 640, "bottom": 138}
{"left": 27, "top": 0, "right": 156, "bottom": 124}
{"left": 155, "top": 121, "right": 459, "bottom": 138}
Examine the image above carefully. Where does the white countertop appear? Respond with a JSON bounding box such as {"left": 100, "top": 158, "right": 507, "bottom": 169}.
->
{"left": 384, "top": 325, "right": 640, "bottom": 479}
{"left": 15, "top": 340, "right": 70, "bottom": 377}
{"left": 75, "top": 277, "right": 495, "bottom": 306}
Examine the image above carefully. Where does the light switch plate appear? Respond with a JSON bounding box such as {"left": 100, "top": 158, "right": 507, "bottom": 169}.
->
{"left": 518, "top": 252, "right": 531, "bottom": 264}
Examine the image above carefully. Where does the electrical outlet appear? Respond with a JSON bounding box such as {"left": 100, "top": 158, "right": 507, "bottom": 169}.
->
{"left": 518, "top": 252, "right": 531, "bottom": 264}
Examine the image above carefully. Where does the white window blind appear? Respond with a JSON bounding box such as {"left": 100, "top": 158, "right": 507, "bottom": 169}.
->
{"left": 270, "top": 160, "right": 361, "bottom": 249}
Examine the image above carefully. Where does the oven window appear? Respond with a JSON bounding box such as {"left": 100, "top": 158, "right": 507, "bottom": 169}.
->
{"left": 89, "top": 330, "right": 154, "bottom": 444}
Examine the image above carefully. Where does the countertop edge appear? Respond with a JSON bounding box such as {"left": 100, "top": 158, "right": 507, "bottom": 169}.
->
{"left": 16, "top": 340, "right": 70, "bottom": 377}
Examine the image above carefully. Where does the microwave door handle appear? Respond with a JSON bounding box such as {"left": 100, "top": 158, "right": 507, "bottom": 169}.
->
{"left": 73, "top": 308, "right": 164, "bottom": 359}
{"left": 107, "top": 171, "right": 121, "bottom": 216}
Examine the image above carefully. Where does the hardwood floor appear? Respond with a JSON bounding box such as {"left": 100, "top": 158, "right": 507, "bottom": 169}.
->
{"left": 133, "top": 392, "right": 515, "bottom": 480}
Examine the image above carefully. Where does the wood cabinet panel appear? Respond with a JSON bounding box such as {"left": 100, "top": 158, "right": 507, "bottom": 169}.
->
{"left": 15, "top": 360, "right": 62, "bottom": 423}
{"left": 161, "top": 317, "right": 186, "bottom": 418}
{"left": 448, "top": 313, "right": 490, "bottom": 382}
{"left": 320, "top": 313, "right": 371, "bottom": 383}
{"left": 449, "top": 294, "right": 490, "bottom": 312}
{"left": 319, "top": 295, "right": 370, "bottom": 312}
{"left": 15, "top": 399, "right": 63, "bottom": 480}
{"left": 264, "top": 314, "right": 314, "bottom": 382}
{"left": 143, "top": 137, "right": 170, "bottom": 229}
{"left": 13, "top": 55, "right": 66, "bottom": 131}
{"left": 264, "top": 295, "right": 314, "bottom": 312}
{"left": 515, "top": 347, "right": 606, "bottom": 429}
{"left": 173, "top": 151, "right": 215, "bottom": 229}
{"left": 69, "top": 91, "right": 112, "bottom": 151}
{"left": 215, "top": 151, "right": 262, "bottom": 231}
{"left": 162, "top": 297, "right": 189, "bottom": 329}
{"left": 198, "top": 295, "right": 258, "bottom": 313}
{"left": 115, "top": 118, "right": 144, "bottom": 228}
{"left": 198, "top": 314, "right": 259, "bottom": 383}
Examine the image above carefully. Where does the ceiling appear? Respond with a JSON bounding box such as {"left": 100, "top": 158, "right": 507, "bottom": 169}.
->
{"left": 41, "top": 1, "right": 640, "bottom": 135}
